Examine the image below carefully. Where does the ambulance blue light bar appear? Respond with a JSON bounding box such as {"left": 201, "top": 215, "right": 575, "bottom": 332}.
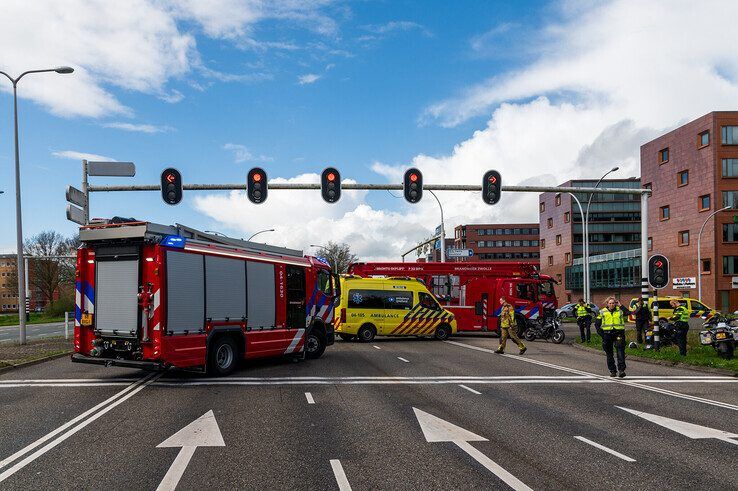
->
{"left": 161, "top": 235, "right": 186, "bottom": 248}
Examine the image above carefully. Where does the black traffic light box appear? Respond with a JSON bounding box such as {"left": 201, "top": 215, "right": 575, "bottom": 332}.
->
{"left": 321, "top": 167, "right": 341, "bottom": 203}
{"left": 482, "top": 170, "right": 502, "bottom": 205}
{"left": 403, "top": 168, "right": 423, "bottom": 203}
{"left": 247, "top": 167, "right": 268, "bottom": 204}
{"left": 160, "top": 168, "right": 182, "bottom": 205}
{"left": 648, "top": 254, "right": 669, "bottom": 289}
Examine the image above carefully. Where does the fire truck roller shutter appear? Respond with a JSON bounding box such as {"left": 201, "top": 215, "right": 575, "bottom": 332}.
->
{"left": 95, "top": 258, "right": 139, "bottom": 337}
{"left": 206, "top": 255, "right": 246, "bottom": 321}
{"left": 166, "top": 251, "right": 205, "bottom": 333}
{"left": 247, "top": 261, "right": 275, "bottom": 329}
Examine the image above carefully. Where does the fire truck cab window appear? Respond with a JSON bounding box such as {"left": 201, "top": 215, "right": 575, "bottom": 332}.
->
{"left": 515, "top": 283, "right": 536, "bottom": 301}
{"left": 419, "top": 292, "right": 440, "bottom": 310}
{"left": 538, "top": 282, "right": 554, "bottom": 297}
{"left": 317, "top": 270, "right": 332, "bottom": 294}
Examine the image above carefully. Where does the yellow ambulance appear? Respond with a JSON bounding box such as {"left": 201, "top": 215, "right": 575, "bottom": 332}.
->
{"left": 334, "top": 276, "right": 457, "bottom": 342}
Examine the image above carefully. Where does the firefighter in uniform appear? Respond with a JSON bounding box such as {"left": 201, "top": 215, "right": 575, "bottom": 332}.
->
{"left": 669, "top": 299, "right": 690, "bottom": 356}
{"left": 575, "top": 298, "right": 592, "bottom": 343}
{"left": 595, "top": 297, "right": 627, "bottom": 377}
{"left": 495, "top": 300, "right": 527, "bottom": 355}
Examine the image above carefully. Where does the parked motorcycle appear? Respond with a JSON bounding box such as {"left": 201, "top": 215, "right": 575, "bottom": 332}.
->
{"left": 644, "top": 319, "right": 679, "bottom": 350}
{"left": 524, "top": 312, "right": 565, "bottom": 343}
{"left": 699, "top": 315, "right": 737, "bottom": 359}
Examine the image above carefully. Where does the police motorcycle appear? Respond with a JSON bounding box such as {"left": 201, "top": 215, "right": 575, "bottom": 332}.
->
{"left": 699, "top": 314, "right": 737, "bottom": 359}
{"left": 644, "top": 318, "right": 679, "bottom": 350}
{"left": 523, "top": 310, "right": 565, "bottom": 344}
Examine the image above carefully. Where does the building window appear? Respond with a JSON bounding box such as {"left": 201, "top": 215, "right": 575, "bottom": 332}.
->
{"left": 722, "top": 126, "right": 738, "bottom": 144}
{"left": 532, "top": 228, "right": 539, "bottom": 235}
{"left": 679, "top": 230, "right": 690, "bottom": 246}
{"left": 556, "top": 234, "right": 562, "bottom": 246}
{"left": 699, "top": 130, "right": 710, "bottom": 148}
{"left": 647, "top": 237, "right": 653, "bottom": 251}
{"left": 702, "top": 258, "right": 711, "bottom": 274}
{"left": 660, "top": 205, "right": 670, "bottom": 220}
{"left": 722, "top": 159, "right": 738, "bottom": 177}
{"left": 564, "top": 212, "right": 570, "bottom": 223}
{"left": 678, "top": 170, "right": 688, "bottom": 187}
{"left": 659, "top": 147, "right": 669, "bottom": 163}
{"left": 555, "top": 194, "right": 561, "bottom": 206}
{"left": 565, "top": 252, "right": 571, "bottom": 264}
{"left": 541, "top": 239, "right": 545, "bottom": 249}
{"left": 722, "top": 191, "right": 738, "bottom": 208}
{"left": 477, "top": 229, "right": 485, "bottom": 235}
{"left": 699, "top": 194, "right": 710, "bottom": 211}
{"left": 723, "top": 223, "right": 738, "bottom": 242}
{"left": 547, "top": 217, "right": 553, "bottom": 228}
{"left": 540, "top": 202, "right": 545, "bottom": 213}
{"left": 496, "top": 228, "right": 503, "bottom": 235}
{"left": 723, "top": 256, "right": 738, "bottom": 274}
{"left": 548, "top": 255, "right": 553, "bottom": 266}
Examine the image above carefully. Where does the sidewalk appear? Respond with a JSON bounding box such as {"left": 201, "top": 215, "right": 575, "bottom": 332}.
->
{"left": 0, "top": 337, "right": 72, "bottom": 371}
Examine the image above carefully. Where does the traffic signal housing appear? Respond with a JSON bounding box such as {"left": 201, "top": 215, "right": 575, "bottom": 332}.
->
{"left": 482, "top": 170, "right": 502, "bottom": 205}
{"left": 648, "top": 254, "right": 670, "bottom": 289}
{"left": 160, "top": 168, "right": 182, "bottom": 205}
{"left": 403, "top": 168, "right": 423, "bottom": 203}
{"left": 247, "top": 167, "right": 268, "bottom": 204}
{"left": 321, "top": 167, "right": 341, "bottom": 203}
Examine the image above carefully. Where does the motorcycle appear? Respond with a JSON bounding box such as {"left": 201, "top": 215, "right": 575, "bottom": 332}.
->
{"left": 524, "top": 311, "right": 565, "bottom": 344}
{"left": 644, "top": 319, "right": 679, "bottom": 350}
{"left": 699, "top": 315, "right": 737, "bottom": 359}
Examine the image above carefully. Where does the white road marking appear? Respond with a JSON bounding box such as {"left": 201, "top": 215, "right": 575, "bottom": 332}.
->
{"left": 305, "top": 392, "right": 315, "bottom": 404}
{"left": 0, "top": 372, "right": 162, "bottom": 482}
{"left": 574, "top": 436, "right": 636, "bottom": 462}
{"left": 459, "top": 384, "right": 481, "bottom": 395}
{"left": 372, "top": 345, "right": 381, "bottom": 350}
{"left": 330, "top": 459, "right": 352, "bottom": 491}
{"left": 617, "top": 407, "right": 738, "bottom": 445}
{"left": 445, "top": 340, "right": 738, "bottom": 411}
{"left": 397, "top": 357, "right": 410, "bottom": 363}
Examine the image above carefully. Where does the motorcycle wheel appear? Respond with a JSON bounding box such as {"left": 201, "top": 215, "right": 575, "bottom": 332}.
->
{"left": 717, "top": 342, "right": 735, "bottom": 359}
{"left": 524, "top": 330, "right": 536, "bottom": 342}
{"left": 552, "top": 329, "right": 565, "bottom": 344}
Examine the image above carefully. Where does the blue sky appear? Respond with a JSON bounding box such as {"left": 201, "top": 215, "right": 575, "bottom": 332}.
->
{"left": 0, "top": 1, "right": 737, "bottom": 259}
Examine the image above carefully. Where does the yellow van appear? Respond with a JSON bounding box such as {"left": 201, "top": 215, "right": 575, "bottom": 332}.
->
{"left": 334, "top": 276, "right": 457, "bottom": 342}
{"left": 627, "top": 296, "right": 718, "bottom": 322}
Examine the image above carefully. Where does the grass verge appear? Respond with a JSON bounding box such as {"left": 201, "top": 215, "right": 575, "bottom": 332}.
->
{"left": 577, "top": 329, "right": 738, "bottom": 374}
{"left": 0, "top": 336, "right": 72, "bottom": 368}
{"left": 0, "top": 313, "right": 66, "bottom": 327}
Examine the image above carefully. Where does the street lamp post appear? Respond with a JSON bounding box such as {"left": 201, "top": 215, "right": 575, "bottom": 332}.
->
{"left": 567, "top": 193, "right": 586, "bottom": 297}
{"left": 0, "top": 66, "right": 74, "bottom": 344}
{"left": 247, "top": 229, "right": 275, "bottom": 242}
{"left": 584, "top": 166, "right": 619, "bottom": 303}
{"left": 697, "top": 205, "right": 731, "bottom": 302}
{"left": 428, "top": 190, "right": 446, "bottom": 262}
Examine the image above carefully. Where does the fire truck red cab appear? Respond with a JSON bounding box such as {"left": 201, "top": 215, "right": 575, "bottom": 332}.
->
{"left": 71, "top": 220, "right": 337, "bottom": 375}
{"left": 347, "top": 261, "right": 558, "bottom": 333}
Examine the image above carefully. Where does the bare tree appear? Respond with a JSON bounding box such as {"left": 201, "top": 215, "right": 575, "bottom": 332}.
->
{"left": 23, "top": 231, "right": 78, "bottom": 305}
{"left": 315, "top": 242, "right": 358, "bottom": 274}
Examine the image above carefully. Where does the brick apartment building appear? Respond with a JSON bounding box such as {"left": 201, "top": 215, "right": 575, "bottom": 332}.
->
{"left": 0, "top": 254, "right": 69, "bottom": 313}
{"left": 642, "top": 111, "right": 738, "bottom": 312}
{"left": 452, "top": 224, "right": 540, "bottom": 263}
{"left": 539, "top": 179, "right": 642, "bottom": 304}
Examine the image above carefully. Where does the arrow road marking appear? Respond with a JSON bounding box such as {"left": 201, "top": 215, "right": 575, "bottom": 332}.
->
{"left": 617, "top": 407, "right": 738, "bottom": 445}
{"left": 372, "top": 345, "right": 381, "bottom": 350}
{"left": 156, "top": 410, "right": 225, "bottom": 491}
{"left": 574, "top": 436, "right": 636, "bottom": 462}
{"left": 330, "top": 459, "right": 352, "bottom": 491}
{"left": 413, "top": 408, "right": 532, "bottom": 491}
{"left": 397, "top": 357, "right": 410, "bottom": 363}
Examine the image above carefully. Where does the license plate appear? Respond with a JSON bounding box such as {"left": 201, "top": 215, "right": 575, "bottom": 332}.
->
{"left": 716, "top": 332, "right": 727, "bottom": 340}
{"left": 81, "top": 313, "right": 93, "bottom": 327}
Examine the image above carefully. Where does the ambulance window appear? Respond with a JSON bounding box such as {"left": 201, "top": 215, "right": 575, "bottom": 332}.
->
{"left": 418, "top": 292, "right": 440, "bottom": 310}
{"left": 385, "top": 291, "right": 413, "bottom": 310}
{"left": 691, "top": 301, "right": 707, "bottom": 311}
{"left": 348, "top": 289, "right": 384, "bottom": 309}
{"left": 317, "top": 270, "right": 332, "bottom": 294}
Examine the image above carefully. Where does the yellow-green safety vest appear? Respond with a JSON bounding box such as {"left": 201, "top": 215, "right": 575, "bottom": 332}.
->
{"left": 599, "top": 308, "right": 625, "bottom": 331}
{"left": 576, "top": 304, "right": 589, "bottom": 318}
{"left": 673, "top": 305, "right": 690, "bottom": 323}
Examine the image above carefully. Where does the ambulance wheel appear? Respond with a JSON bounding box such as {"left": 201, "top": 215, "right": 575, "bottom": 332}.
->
{"left": 434, "top": 324, "right": 451, "bottom": 341}
{"left": 305, "top": 332, "right": 326, "bottom": 359}
{"left": 208, "top": 336, "right": 238, "bottom": 376}
{"left": 338, "top": 333, "right": 355, "bottom": 341}
{"left": 357, "top": 324, "right": 376, "bottom": 342}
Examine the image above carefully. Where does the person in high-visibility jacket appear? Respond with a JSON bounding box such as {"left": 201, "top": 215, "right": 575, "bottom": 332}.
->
{"left": 594, "top": 297, "right": 628, "bottom": 377}
{"left": 495, "top": 300, "right": 527, "bottom": 355}
{"left": 669, "top": 299, "right": 690, "bottom": 356}
{"left": 575, "top": 298, "right": 593, "bottom": 343}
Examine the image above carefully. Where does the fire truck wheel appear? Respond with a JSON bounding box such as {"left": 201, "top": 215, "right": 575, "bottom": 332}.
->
{"left": 208, "top": 336, "right": 239, "bottom": 376}
{"left": 434, "top": 324, "right": 451, "bottom": 341}
{"left": 357, "top": 324, "right": 376, "bottom": 342}
{"left": 305, "top": 332, "right": 327, "bottom": 359}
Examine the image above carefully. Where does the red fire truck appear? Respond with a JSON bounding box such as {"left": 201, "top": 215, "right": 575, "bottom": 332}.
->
{"left": 71, "top": 220, "right": 337, "bottom": 375}
{"left": 347, "top": 261, "right": 558, "bottom": 333}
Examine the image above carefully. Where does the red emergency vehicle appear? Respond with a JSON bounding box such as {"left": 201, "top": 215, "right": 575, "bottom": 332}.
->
{"left": 71, "top": 220, "right": 337, "bottom": 375}
{"left": 347, "top": 261, "right": 558, "bottom": 333}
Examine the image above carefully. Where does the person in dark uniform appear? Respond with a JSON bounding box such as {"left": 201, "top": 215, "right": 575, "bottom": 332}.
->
{"left": 575, "top": 298, "right": 593, "bottom": 342}
{"left": 632, "top": 298, "right": 651, "bottom": 344}
{"left": 669, "top": 299, "right": 690, "bottom": 356}
{"left": 595, "top": 297, "right": 628, "bottom": 378}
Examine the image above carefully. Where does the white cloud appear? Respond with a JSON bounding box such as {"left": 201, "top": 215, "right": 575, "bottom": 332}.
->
{"left": 103, "top": 122, "right": 174, "bottom": 134}
{"left": 52, "top": 150, "right": 116, "bottom": 161}
{"left": 298, "top": 73, "right": 321, "bottom": 85}
{"left": 361, "top": 20, "right": 431, "bottom": 37}
{"left": 223, "top": 143, "right": 273, "bottom": 163}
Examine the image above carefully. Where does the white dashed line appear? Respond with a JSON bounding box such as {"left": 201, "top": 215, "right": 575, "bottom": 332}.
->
{"left": 574, "top": 436, "right": 636, "bottom": 462}
{"left": 459, "top": 384, "right": 481, "bottom": 395}
{"left": 397, "top": 357, "right": 410, "bottom": 363}
{"left": 330, "top": 459, "right": 352, "bottom": 491}
{"left": 305, "top": 392, "right": 315, "bottom": 404}
{"left": 373, "top": 345, "right": 381, "bottom": 350}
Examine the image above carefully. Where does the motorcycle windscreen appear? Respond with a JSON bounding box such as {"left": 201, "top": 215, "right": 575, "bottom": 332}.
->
{"left": 95, "top": 259, "right": 140, "bottom": 337}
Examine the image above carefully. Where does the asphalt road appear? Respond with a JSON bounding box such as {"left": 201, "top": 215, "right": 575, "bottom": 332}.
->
{"left": 0, "top": 335, "right": 736, "bottom": 490}
{"left": 0, "top": 321, "right": 69, "bottom": 343}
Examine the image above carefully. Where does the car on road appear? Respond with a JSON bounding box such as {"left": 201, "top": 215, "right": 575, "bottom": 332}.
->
{"left": 556, "top": 302, "right": 599, "bottom": 320}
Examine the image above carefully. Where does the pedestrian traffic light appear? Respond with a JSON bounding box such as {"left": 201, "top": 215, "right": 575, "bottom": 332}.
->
{"left": 321, "top": 167, "right": 341, "bottom": 203}
{"left": 247, "top": 167, "right": 268, "bottom": 204}
{"left": 648, "top": 254, "right": 670, "bottom": 289}
{"left": 160, "top": 168, "right": 182, "bottom": 205}
{"left": 482, "top": 170, "right": 502, "bottom": 205}
{"left": 403, "top": 168, "right": 423, "bottom": 203}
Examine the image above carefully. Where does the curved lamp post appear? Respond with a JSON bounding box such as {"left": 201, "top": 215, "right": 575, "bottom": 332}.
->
{"left": 697, "top": 205, "right": 731, "bottom": 301}
{"left": 247, "top": 229, "right": 275, "bottom": 242}
{"left": 584, "top": 166, "right": 619, "bottom": 303}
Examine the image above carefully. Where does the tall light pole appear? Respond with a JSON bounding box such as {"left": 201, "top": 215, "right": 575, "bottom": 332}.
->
{"left": 697, "top": 205, "right": 731, "bottom": 302}
{"left": 428, "top": 190, "right": 446, "bottom": 262}
{"left": 584, "top": 166, "right": 619, "bottom": 303}
{"left": 567, "top": 193, "right": 586, "bottom": 298}
{"left": 247, "top": 228, "right": 275, "bottom": 242}
{"left": 0, "top": 66, "right": 74, "bottom": 344}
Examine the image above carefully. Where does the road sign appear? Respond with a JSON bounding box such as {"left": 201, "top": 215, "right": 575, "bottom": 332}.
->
{"left": 673, "top": 277, "right": 696, "bottom": 290}
{"left": 87, "top": 161, "right": 136, "bottom": 177}
{"left": 65, "top": 185, "right": 85, "bottom": 207}
{"left": 447, "top": 248, "right": 473, "bottom": 258}
{"left": 66, "top": 204, "right": 86, "bottom": 225}
{"left": 435, "top": 224, "right": 442, "bottom": 236}
{"left": 732, "top": 277, "right": 738, "bottom": 289}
